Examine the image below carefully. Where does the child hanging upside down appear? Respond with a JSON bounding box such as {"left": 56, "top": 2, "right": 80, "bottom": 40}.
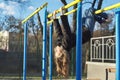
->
{"left": 53, "top": 7, "right": 112, "bottom": 77}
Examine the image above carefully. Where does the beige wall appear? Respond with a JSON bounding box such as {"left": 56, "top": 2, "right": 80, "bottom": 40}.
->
{"left": 86, "top": 62, "right": 116, "bottom": 80}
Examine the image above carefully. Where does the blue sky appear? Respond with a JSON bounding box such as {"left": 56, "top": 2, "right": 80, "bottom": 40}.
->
{"left": 0, "top": 0, "right": 120, "bottom": 22}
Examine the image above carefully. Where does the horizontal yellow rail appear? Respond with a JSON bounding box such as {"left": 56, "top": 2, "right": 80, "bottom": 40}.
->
{"left": 47, "top": 8, "right": 78, "bottom": 24}
{"left": 47, "top": 0, "right": 82, "bottom": 18}
{"left": 22, "top": 2, "right": 48, "bottom": 24}
{"left": 65, "top": 8, "right": 77, "bottom": 15}
{"left": 48, "top": 2, "right": 120, "bottom": 24}
{"left": 95, "top": 3, "right": 120, "bottom": 14}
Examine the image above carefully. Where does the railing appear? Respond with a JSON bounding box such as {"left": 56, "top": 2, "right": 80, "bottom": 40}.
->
{"left": 90, "top": 35, "right": 116, "bottom": 62}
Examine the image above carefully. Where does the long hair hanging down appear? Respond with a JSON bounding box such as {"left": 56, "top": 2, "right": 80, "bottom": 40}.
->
{"left": 54, "top": 46, "right": 70, "bottom": 77}
{"left": 53, "top": 14, "right": 71, "bottom": 77}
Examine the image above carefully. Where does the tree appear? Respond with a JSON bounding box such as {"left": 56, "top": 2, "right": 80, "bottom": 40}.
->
{"left": 97, "top": 0, "right": 103, "bottom": 10}
{"left": 60, "top": 0, "right": 68, "bottom": 13}
{"left": 37, "top": 12, "right": 43, "bottom": 35}
{"left": 0, "top": 15, "right": 21, "bottom": 32}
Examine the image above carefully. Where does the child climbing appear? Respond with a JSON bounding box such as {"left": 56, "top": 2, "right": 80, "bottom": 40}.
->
{"left": 53, "top": 7, "right": 111, "bottom": 77}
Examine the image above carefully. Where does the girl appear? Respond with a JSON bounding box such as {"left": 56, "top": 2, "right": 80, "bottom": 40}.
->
{"left": 53, "top": 7, "right": 111, "bottom": 77}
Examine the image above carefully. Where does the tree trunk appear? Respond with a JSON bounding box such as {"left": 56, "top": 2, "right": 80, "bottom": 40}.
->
{"left": 97, "top": 0, "right": 103, "bottom": 10}
{"left": 92, "top": 0, "right": 97, "bottom": 8}
{"left": 37, "top": 12, "right": 43, "bottom": 36}
{"left": 72, "top": 4, "right": 77, "bottom": 33}
{"left": 60, "top": 0, "right": 68, "bottom": 13}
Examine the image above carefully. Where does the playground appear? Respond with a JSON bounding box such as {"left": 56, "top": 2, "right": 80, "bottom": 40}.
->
{"left": 0, "top": 0, "right": 120, "bottom": 80}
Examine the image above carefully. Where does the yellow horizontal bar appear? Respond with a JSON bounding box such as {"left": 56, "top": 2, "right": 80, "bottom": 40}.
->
{"left": 63, "top": 0, "right": 81, "bottom": 9}
{"left": 47, "top": 20, "right": 53, "bottom": 25}
{"left": 64, "top": 8, "right": 77, "bottom": 15}
{"left": 47, "top": 8, "right": 78, "bottom": 24}
{"left": 47, "top": 0, "right": 82, "bottom": 18}
{"left": 22, "top": 2, "right": 48, "bottom": 24}
{"left": 95, "top": 3, "right": 120, "bottom": 14}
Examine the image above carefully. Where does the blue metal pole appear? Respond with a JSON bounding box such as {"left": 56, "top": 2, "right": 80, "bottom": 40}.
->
{"left": 49, "top": 24, "right": 53, "bottom": 80}
{"left": 76, "top": 2, "right": 82, "bottom": 80}
{"left": 42, "top": 6, "right": 47, "bottom": 80}
{"left": 23, "top": 23, "right": 28, "bottom": 80}
{"left": 115, "top": 8, "right": 120, "bottom": 80}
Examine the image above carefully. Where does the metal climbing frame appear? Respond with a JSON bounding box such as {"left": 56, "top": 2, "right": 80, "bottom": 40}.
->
{"left": 47, "top": 0, "right": 82, "bottom": 80}
{"left": 48, "top": 1, "right": 120, "bottom": 80}
{"left": 21, "top": 3, "right": 48, "bottom": 80}
{"left": 47, "top": 0, "right": 82, "bottom": 24}
{"left": 21, "top": 1, "right": 120, "bottom": 80}
{"left": 116, "top": 8, "right": 120, "bottom": 80}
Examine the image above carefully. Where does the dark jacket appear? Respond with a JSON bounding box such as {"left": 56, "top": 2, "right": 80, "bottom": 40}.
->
{"left": 53, "top": 15, "right": 92, "bottom": 52}
{"left": 53, "top": 8, "right": 108, "bottom": 52}
{"left": 53, "top": 15, "right": 75, "bottom": 52}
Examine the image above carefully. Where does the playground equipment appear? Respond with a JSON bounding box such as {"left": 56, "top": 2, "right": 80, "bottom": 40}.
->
{"left": 22, "top": 3, "right": 48, "bottom": 24}
{"left": 21, "top": 0, "right": 120, "bottom": 80}
{"left": 48, "top": 0, "right": 82, "bottom": 80}
{"left": 47, "top": 1, "right": 120, "bottom": 80}
{"left": 116, "top": 8, "right": 120, "bottom": 80}
{"left": 21, "top": 3, "right": 48, "bottom": 80}
{"left": 95, "top": 3, "right": 120, "bottom": 14}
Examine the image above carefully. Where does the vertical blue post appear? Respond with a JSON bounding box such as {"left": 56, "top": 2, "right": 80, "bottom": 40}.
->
{"left": 23, "top": 23, "right": 28, "bottom": 80}
{"left": 116, "top": 8, "right": 120, "bottom": 80}
{"left": 76, "top": 2, "right": 82, "bottom": 80}
{"left": 49, "top": 24, "right": 53, "bottom": 80}
{"left": 42, "top": 6, "right": 47, "bottom": 80}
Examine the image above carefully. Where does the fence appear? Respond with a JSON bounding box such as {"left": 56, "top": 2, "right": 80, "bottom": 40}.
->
{"left": 90, "top": 35, "right": 116, "bottom": 62}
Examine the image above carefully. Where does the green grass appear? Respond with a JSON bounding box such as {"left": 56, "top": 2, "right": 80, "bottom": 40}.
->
{"left": 0, "top": 75, "right": 86, "bottom": 80}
